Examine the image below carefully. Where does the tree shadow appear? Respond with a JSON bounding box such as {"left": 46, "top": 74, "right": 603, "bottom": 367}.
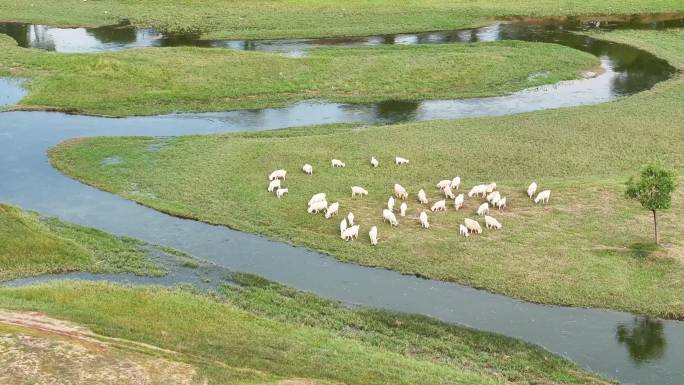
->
{"left": 616, "top": 317, "right": 667, "bottom": 364}
{"left": 628, "top": 242, "right": 659, "bottom": 258}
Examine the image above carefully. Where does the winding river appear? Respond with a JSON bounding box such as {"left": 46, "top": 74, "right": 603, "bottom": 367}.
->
{"left": 1, "top": 14, "right": 683, "bottom": 385}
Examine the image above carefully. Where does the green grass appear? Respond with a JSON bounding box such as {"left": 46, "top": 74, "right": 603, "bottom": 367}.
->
{"left": 49, "top": 29, "right": 684, "bottom": 319}
{"left": 0, "top": 203, "right": 165, "bottom": 280}
{"left": 0, "top": 280, "right": 613, "bottom": 385}
{"left": 0, "top": 35, "right": 597, "bottom": 116}
{"left": 0, "top": 0, "right": 682, "bottom": 39}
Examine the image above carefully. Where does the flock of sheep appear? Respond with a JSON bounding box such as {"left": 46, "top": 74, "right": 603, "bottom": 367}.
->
{"left": 267, "top": 157, "right": 551, "bottom": 245}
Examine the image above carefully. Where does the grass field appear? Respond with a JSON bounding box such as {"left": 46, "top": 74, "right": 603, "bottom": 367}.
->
{"left": 50, "top": 29, "right": 684, "bottom": 319}
{"left": 0, "top": 0, "right": 682, "bottom": 39}
{"left": 0, "top": 279, "right": 613, "bottom": 385}
{"left": 0, "top": 203, "right": 165, "bottom": 281}
{"left": 0, "top": 34, "right": 597, "bottom": 116}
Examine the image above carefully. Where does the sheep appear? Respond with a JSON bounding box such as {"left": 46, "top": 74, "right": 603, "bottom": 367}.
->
{"left": 308, "top": 193, "right": 326, "bottom": 207}
{"left": 371, "top": 156, "right": 379, "bottom": 168}
{"left": 351, "top": 186, "right": 368, "bottom": 197}
{"left": 268, "top": 169, "right": 287, "bottom": 181}
{"left": 341, "top": 225, "right": 360, "bottom": 241}
{"left": 464, "top": 218, "right": 482, "bottom": 234}
{"left": 267, "top": 179, "right": 281, "bottom": 192}
{"left": 527, "top": 182, "right": 538, "bottom": 199}
{"left": 486, "top": 191, "right": 501, "bottom": 205}
{"left": 476, "top": 202, "right": 489, "bottom": 216}
{"left": 308, "top": 200, "right": 328, "bottom": 214}
{"left": 325, "top": 202, "right": 339, "bottom": 218}
{"left": 468, "top": 184, "right": 488, "bottom": 198}
{"left": 451, "top": 176, "right": 461, "bottom": 190}
{"left": 394, "top": 184, "right": 408, "bottom": 200}
{"left": 340, "top": 219, "right": 348, "bottom": 235}
{"left": 387, "top": 196, "right": 395, "bottom": 211}
{"left": 454, "top": 193, "right": 464, "bottom": 210}
{"left": 496, "top": 197, "right": 507, "bottom": 210}
{"left": 431, "top": 200, "right": 446, "bottom": 212}
{"left": 399, "top": 202, "right": 407, "bottom": 217}
{"left": 383, "top": 209, "right": 398, "bottom": 226}
{"left": 534, "top": 190, "right": 551, "bottom": 204}
{"left": 302, "top": 164, "right": 313, "bottom": 175}
{"left": 436, "top": 179, "right": 451, "bottom": 191}
{"left": 459, "top": 224, "right": 469, "bottom": 237}
{"left": 417, "top": 189, "right": 428, "bottom": 205}
{"left": 395, "top": 156, "right": 409, "bottom": 166}
{"left": 331, "top": 159, "right": 346, "bottom": 168}
{"left": 369, "top": 226, "right": 378, "bottom": 245}
{"left": 443, "top": 186, "right": 455, "bottom": 200}
{"left": 486, "top": 182, "right": 497, "bottom": 193}
{"left": 276, "top": 188, "right": 288, "bottom": 198}
{"left": 347, "top": 212, "right": 355, "bottom": 226}
{"left": 419, "top": 211, "right": 430, "bottom": 229}
{"left": 485, "top": 215, "right": 502, "bottom": 230}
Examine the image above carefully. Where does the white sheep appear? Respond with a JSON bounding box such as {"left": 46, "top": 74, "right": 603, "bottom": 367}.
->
{"left": 485, "top": 215, "right": 502, "bottom": 230}
{"left": 527, "top": 182, "right": 538, "bottom": 199}
{"left": 276, "top": 188, "right": 288, "bottom": 198}
{"left": 351, "top": 186, "right": 368, "bottom": 197}
{"left": 369, "top": 226, "right": 378, "bottom": 245}
{"left": 454, "top": 194, "right": 464, "bottom": 210}
{"left": 347, "top": 212, "right": 355, "bottom": 226}
{"left": 443, "top": 186, "right": 456, "bottom": 200}
{"left": 417, "top": 189, "right": 429, "bottom": 205}
{"left": 371, "top": 156, "right": 379, "bottom": 168}
{"left": 331, "top": 159, "right": 346, "bottom": 168}
{"left": 340, "top": 219, "right": 348, "bottom": 235}
{"left": 308, "top": 193, "right": 327, "bottom": 207}
{"left": 534, "top": 190, "right": 551, "bottom": 204}
{"left": 464, "top": 218, "right": 482, "bottom": 234}
{"left": 394, "top": 184, "right": 408, "bottom": 200}
{"left": 419, "top": 211, "right": 430, "bottom": 228}
{"left": 436, "top": 179, "right": 451, "bottom": 191}
{"left": 451, "top": 176, "right": 461, "bottom": 190}
{"left": 468, "top": 184, "right": 488, "bottom": 198}
{"left": 486, "top": 191, "right": 501, "bottom": 205}
{"left": 395, "top": 156, "right": 409, "bottom": 165}
{"left": 341, "top": 225, "right": 360, "bottom": 241}
{"left": 308, "top": 200, "right": 328, "bottom": 214}
{"left": 268, "top": 169, "right": 287, "bottom": 181}
{"left": 496, "top": 197, "right": 507, "bottom": 210}
{"left": 267, "top": 179, "right": 281, "bottom": 192}
{"left": 459, "top": 224, "right": 469, "bottom": 237}
{"left": 431, "top": 200, "right": 446, "bottom": 212}
{"left": 400, "top": 202, "right": 407, "bottom": 217}
{"left": 387, "top": 196, "right": 395, "bottom": 211}
{"left": 486, "top": 182, "right": 497, "bottom": 193}
{"left": 477, "top": 202, "right": 489, "bottom": 216}
{"left": 302, "top": 164, "right": 313, "bottom": 175}
{"left": 325, "top": 202, "right": 339, "bottom": 218}
{"left": 383, "top": 209, "right": 398, "bottom": 226}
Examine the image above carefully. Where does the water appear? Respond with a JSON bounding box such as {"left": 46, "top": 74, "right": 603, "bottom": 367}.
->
{"left": 1, "top": 13, "right": 683, "bottom": 385}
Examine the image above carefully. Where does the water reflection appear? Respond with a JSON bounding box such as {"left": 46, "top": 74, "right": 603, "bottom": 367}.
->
{"left": 617, "top": 317, "right": 667, "bottom": 364}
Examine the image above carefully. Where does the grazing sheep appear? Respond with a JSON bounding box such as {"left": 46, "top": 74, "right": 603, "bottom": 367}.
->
{"left": 400, "top": 202, "right": 407, "bottom": 217}
{"left": 387, "top": 196, "right": 395, "bottom": 211}
{"left": 307, "top": 200, "right": 328, "bottom": 214}
{"left": 268, "top": 169, "right": 287, "bottom": 181}
{"left": 325, "top": 202, "right": 339, "bottom": 218}
{"left": 477, "top": 202, "right": 489, "bottom": 216}
{"left": 351, "top": 186, "right": 368, "bottom": 197}
{"left": 417, "top": 189, "right": 429, "bottom": 205}
{"left": 443, "top": 186, "right": 455, "bottom": 200}
{"left": 459, "top": 224, "right": 469, "bottom": 237}
{"left": 369, "top": 226, "right": 378, "bottom": 245}
{"left": 341, "top": 225, "right": 360, "bottom": 241}
{"left": 431, "top": 200, "right": 447, "bottom": 212}
{"left": 395, "top": 157, "right": 409, "bottom": 166}
{"left": 436, "top": 179, "right": 451, "bottom": 191}
{"left": 496, "top": 197, "right": 507, "bottom": 210}
{"left": 454, "top": 193, "right": 464, "bottom": 210}
{"left": 302, "top": 164, "right": 313, "bottom": 175}
{"left": 347, "top": 212, "right": 355, "bottom": 226}
{"left": 527, "top": 182, "right": 538, "bottom": 199}
{"left": 464, "top": 218, "right": 482, "bottom": 234}
{"left": 371, "top": 156, "right": 379, "bottom": 168}
{"left": 267, "top": 179, "right": 281, "bottom": 192}
{"left": 486, "top": 191, "right": 501, "bottom": 205}
{"left": 394, "top": 184, "right": 408, "bottom": 200}
{"left": 468, "top": 184, "right": 488, "bottom": 198}
{"left": 340, "top": 219, "right": 348, "bottom": 235}
{"left": 276, "top": 188, "right": 288, "bottom": 198}
{"left": 419, "top": 211, "right": 430, "bottom": 228}
{"left": 485, "top": 215, "right": 502, "bottom": 230}
{"left": 486, "top": 182, "right": 497, "bottom": 193}
{"left": 534, "top": 190, "right": 551, "bottom": 204}
{"left": 383, "top": 209, "right": 398, "bottom": 226}
{"left": 308, "top": 192, "right": 326, "bottom": 207}
{"left": 451, "top": 177, "right": 461, "bottom": 190}
{"left": 331, "top": 159, "right": 346, "bottom": 168}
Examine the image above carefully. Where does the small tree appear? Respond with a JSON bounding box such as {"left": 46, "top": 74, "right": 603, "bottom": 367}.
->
{"left": 625, "top": 164, "right": 676, "bottom": 244}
